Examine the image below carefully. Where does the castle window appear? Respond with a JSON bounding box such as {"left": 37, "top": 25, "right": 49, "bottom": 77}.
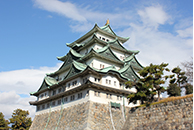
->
{"left": 37, "top": 106, "right": 40, "bottom": 111}
{"left": 100, "top": 64, "right": 104, "bottom": 69}
{"left": 42, "top": 104, "right": 45, "bottom": 109}
{"left": 106, "top": 93, "right": 112, "bottom": 99}
{"left": 106, "top": 79, "right": 108, "bottom": 84}
{"left": 44, "top": 93, "right": 47, "bottom": 97}
{"left": 102, "top": 37, "right": 105, "bottom": 41}
{"left": 52, "top": 101, "right": 55, "bottom": 106}
{"left": 94, "top": 91, "right": 100, "bottom": 97}
{"left": 114, "top": 81, "right": 116, "bottom": 86}
{"left": 64, "top": 97, "right": 68, "bottom": 102}
{"left": 58, "top": 88, "right": 62, "bottom": 93}
{"left": 94, "top": 91, "right": 97, "bottom": 96}
{"left": 41, "top": 94, "right": 44, "bottom": 98}
{"left": 98, "top": 92, "right": 100, "bottom": 97}
{"left": 99, "top": 36, "right": 101, "bottom": 39}
{"left": 86, "top": 90, "right": 89, "bottom": 96}
{"left": 68, "top": 83, "right": 70, "bottom": 88}
{"left": 120, "top": 83, "right": 122, "bottom": 88}
{"left": 78, "top": 93, "right": 82, "bottom": 99}
{"left": 117, "top": 95, "right": 119, "bottom": 100}
{"left": 109, "top": 80, "right": 111, "bottom": 85}
{"left": 117, "top": 95, "right": 122, "bottom": 100}
{"left": 106, "top": 93, "right": 109, "bottom": 98}
{"left": 58, "top": 99, "right": 61, "bottom": 105}
{"left": 106, "top": 39, "right": 109, "bottom": 42}
{"left": 95, "top": 78, "right": 100, "bottom": 82}
{"left": 47, "top": 103, "right": 50, "bottom": 108}
{"left": 120, "top": 96, "right": 122, "bottom": 100}
{"left": 72, "top": 80, "right": 77, "bottom": 86}
{"left": 70, "top": 95, "right": 75, "bottom": 101}
{"left": 52, "top": 90, "right": 56, "bottom": 96}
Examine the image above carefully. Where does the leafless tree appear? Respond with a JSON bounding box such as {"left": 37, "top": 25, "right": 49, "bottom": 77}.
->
{"left": 181, "top": 57, "right": 193, "bottom": 84}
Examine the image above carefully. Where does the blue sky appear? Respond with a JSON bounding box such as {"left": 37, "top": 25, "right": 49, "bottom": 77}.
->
{"left": 0, "top": 0, "right": 192, "bottom": 119}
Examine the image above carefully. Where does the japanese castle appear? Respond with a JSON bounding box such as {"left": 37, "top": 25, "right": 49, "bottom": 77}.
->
{"left": 29, "top": 20, "right": 143, "bottom": 114}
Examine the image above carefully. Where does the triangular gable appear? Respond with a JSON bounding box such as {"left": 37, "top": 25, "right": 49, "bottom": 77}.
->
{"left": 36, "top": 76, "right": 58, "bottom": 93}
{"left": 95, "top": 45, "right": 122, "bottom": 62}
{"left": 54, "top": 49, "right": 83, "bottom": 74}
{"left": 124, "top": 55, "right": 143, "bottom": 71}
{"left": 57, "top": 49, "right": 82, "bottom": 61}
{"left": 119, "top": 64, "right": 140, "bottom": 80}
{"left": 64, "top": 61, "right": 87, "bottom": 80}
{"left": 67, "top": 23, "right": 129, "bottom": 47}
{"left": 100, "top": 24, "right": 116, "bottom": 36}
{"left": 108, "top": 38, "right": 126, "bottom": 50}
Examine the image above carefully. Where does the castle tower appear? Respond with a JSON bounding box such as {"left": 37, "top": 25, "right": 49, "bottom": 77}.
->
{"left": 29, "top": 21, "right": 143, "bottom": 130}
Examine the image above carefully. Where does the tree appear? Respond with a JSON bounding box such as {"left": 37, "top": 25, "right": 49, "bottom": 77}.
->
{"left": 184, "top": 83, "right": 193, "bottom": 95}
{"left": 126, "top": 63, "right": 169, "bottom": 104}
{"left": 0, "top": 112, "right": 9, "bottom": 130}
{"left": 181, "top": 57, "right": 193, "bottom": 84}
{"left": 167, "top": 83, "right": 181, "bottom": 96}
{"left": 167, "top": 66, "right": 187, "bottom": 96}
{"left": 9, "top": 109, "right": 32, "bottom": 130}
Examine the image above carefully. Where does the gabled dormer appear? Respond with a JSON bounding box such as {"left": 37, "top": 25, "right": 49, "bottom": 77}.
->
{"left": 66, "top": 22, "right": 129, "bottom": 50}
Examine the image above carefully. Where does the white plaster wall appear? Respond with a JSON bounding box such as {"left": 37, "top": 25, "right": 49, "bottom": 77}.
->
{"left": 38, "top": 91, "right": 49, "bottom": 101}
{"left": 89, "top": 89, "right": 138, "bottom": 107}
{"left": 96, "top": 32, "right": 114, "bottom": 42}
{"left": 36, "top": 89, "right": 90, "bottom": 115}
{"left": 91, "top": 58, "right": 120, "bottom": 70}
{"left": 111, "top": 49, "right": 125, "bottom": 61}
{"left": 65, "top": 77, "right": 82, "bottom": 91}
{"left": 93, "top": 43, "right": 103, "bottom": 50}
{"left": 101, "top": 75, "right": 120, "bottom": 89}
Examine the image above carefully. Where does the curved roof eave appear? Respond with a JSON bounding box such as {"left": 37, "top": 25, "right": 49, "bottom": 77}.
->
{"left": 67, "top": 24, "right": 129, "bottom": 46}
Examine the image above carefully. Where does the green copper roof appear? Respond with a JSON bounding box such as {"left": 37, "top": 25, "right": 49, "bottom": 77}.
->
{"left": 100, "top": 24, "right": 116, "bottom": 35}
{"left": 57, "top": 49, "right": 82, "bottom": 61}
{"left": 124, "top": 54, "right": 143, "bottom": 71}
{"left": 63, "top": 60, "right": 87, "bottom": 80}
{"left": 94, "top": 45, "right": 122, "bottom": 62}
{"left": 67, "top": 24, "right": 129, "bottom": 48}
{"left": 36, "top": 76, "right": 58, "bottom": 93}
{"left": 119, "top": 64, "right": 139, "bottom": 80}
{"left": 49, "top": 49, "right": 83, "bottom": 76}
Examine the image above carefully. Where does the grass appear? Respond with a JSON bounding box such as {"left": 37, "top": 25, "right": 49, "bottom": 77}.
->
{"left": 138, "top": 94, "right": 193, "bottom": 107}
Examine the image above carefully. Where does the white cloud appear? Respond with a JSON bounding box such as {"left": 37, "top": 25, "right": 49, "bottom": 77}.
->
{"left": 0, "top": 91, "right": 36, "bottom": 119}
{"left": 33, "top": 0, "right": 87, "bottom": 22}
{"left": 177, "top": 26, "right": 193, "bottom": 38}
{"left": 0, "top": 63, "right": 61, "bottom": 94}
{"left": 120, "top": 22, "right": 192, "bottom": 69}
{"left": 138, "top": 5, "right": 170, "bottom": 29}
{"left": 0, "top": 63, "right": 61, "bottom": 119}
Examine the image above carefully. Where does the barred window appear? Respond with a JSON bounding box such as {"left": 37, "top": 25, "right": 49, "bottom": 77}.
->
{"left": 58, "top": 99, "right": 61, "bottom": 105}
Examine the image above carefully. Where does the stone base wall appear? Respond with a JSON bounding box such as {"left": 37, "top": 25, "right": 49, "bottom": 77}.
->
{"left": 30, "top": 101, "right": 128, "bottom": 130}
{"left": 122, "top": 96, "right": 193, "bottom": 130}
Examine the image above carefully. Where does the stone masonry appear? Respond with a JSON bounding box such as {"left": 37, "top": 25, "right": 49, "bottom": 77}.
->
{"left": 30, "top": 101, "right": 128, "bottom": 130}
{"left": 122, "top": 96, "right": 193, "bottom": 130}
{"left": 30, "top": 96, "right": 193, "bottom": 130}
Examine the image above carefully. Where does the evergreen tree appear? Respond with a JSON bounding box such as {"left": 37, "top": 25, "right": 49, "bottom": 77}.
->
{"left": 126, "top": 63, "right": 169, "bottom": 104}
{"left": 184, "top": 83, "right": 193, "bottom": 95}
{"left": 167, "top": 67, "right": 187, "bottom": 97}
{"left": 0, "top": 112, "right": 9, "bottom": 130}
{"left": 167, "top": 83, "right": 181, "bottom": 96}
{"left": 9, "top": 109, "right": 32, "bottom": 130}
